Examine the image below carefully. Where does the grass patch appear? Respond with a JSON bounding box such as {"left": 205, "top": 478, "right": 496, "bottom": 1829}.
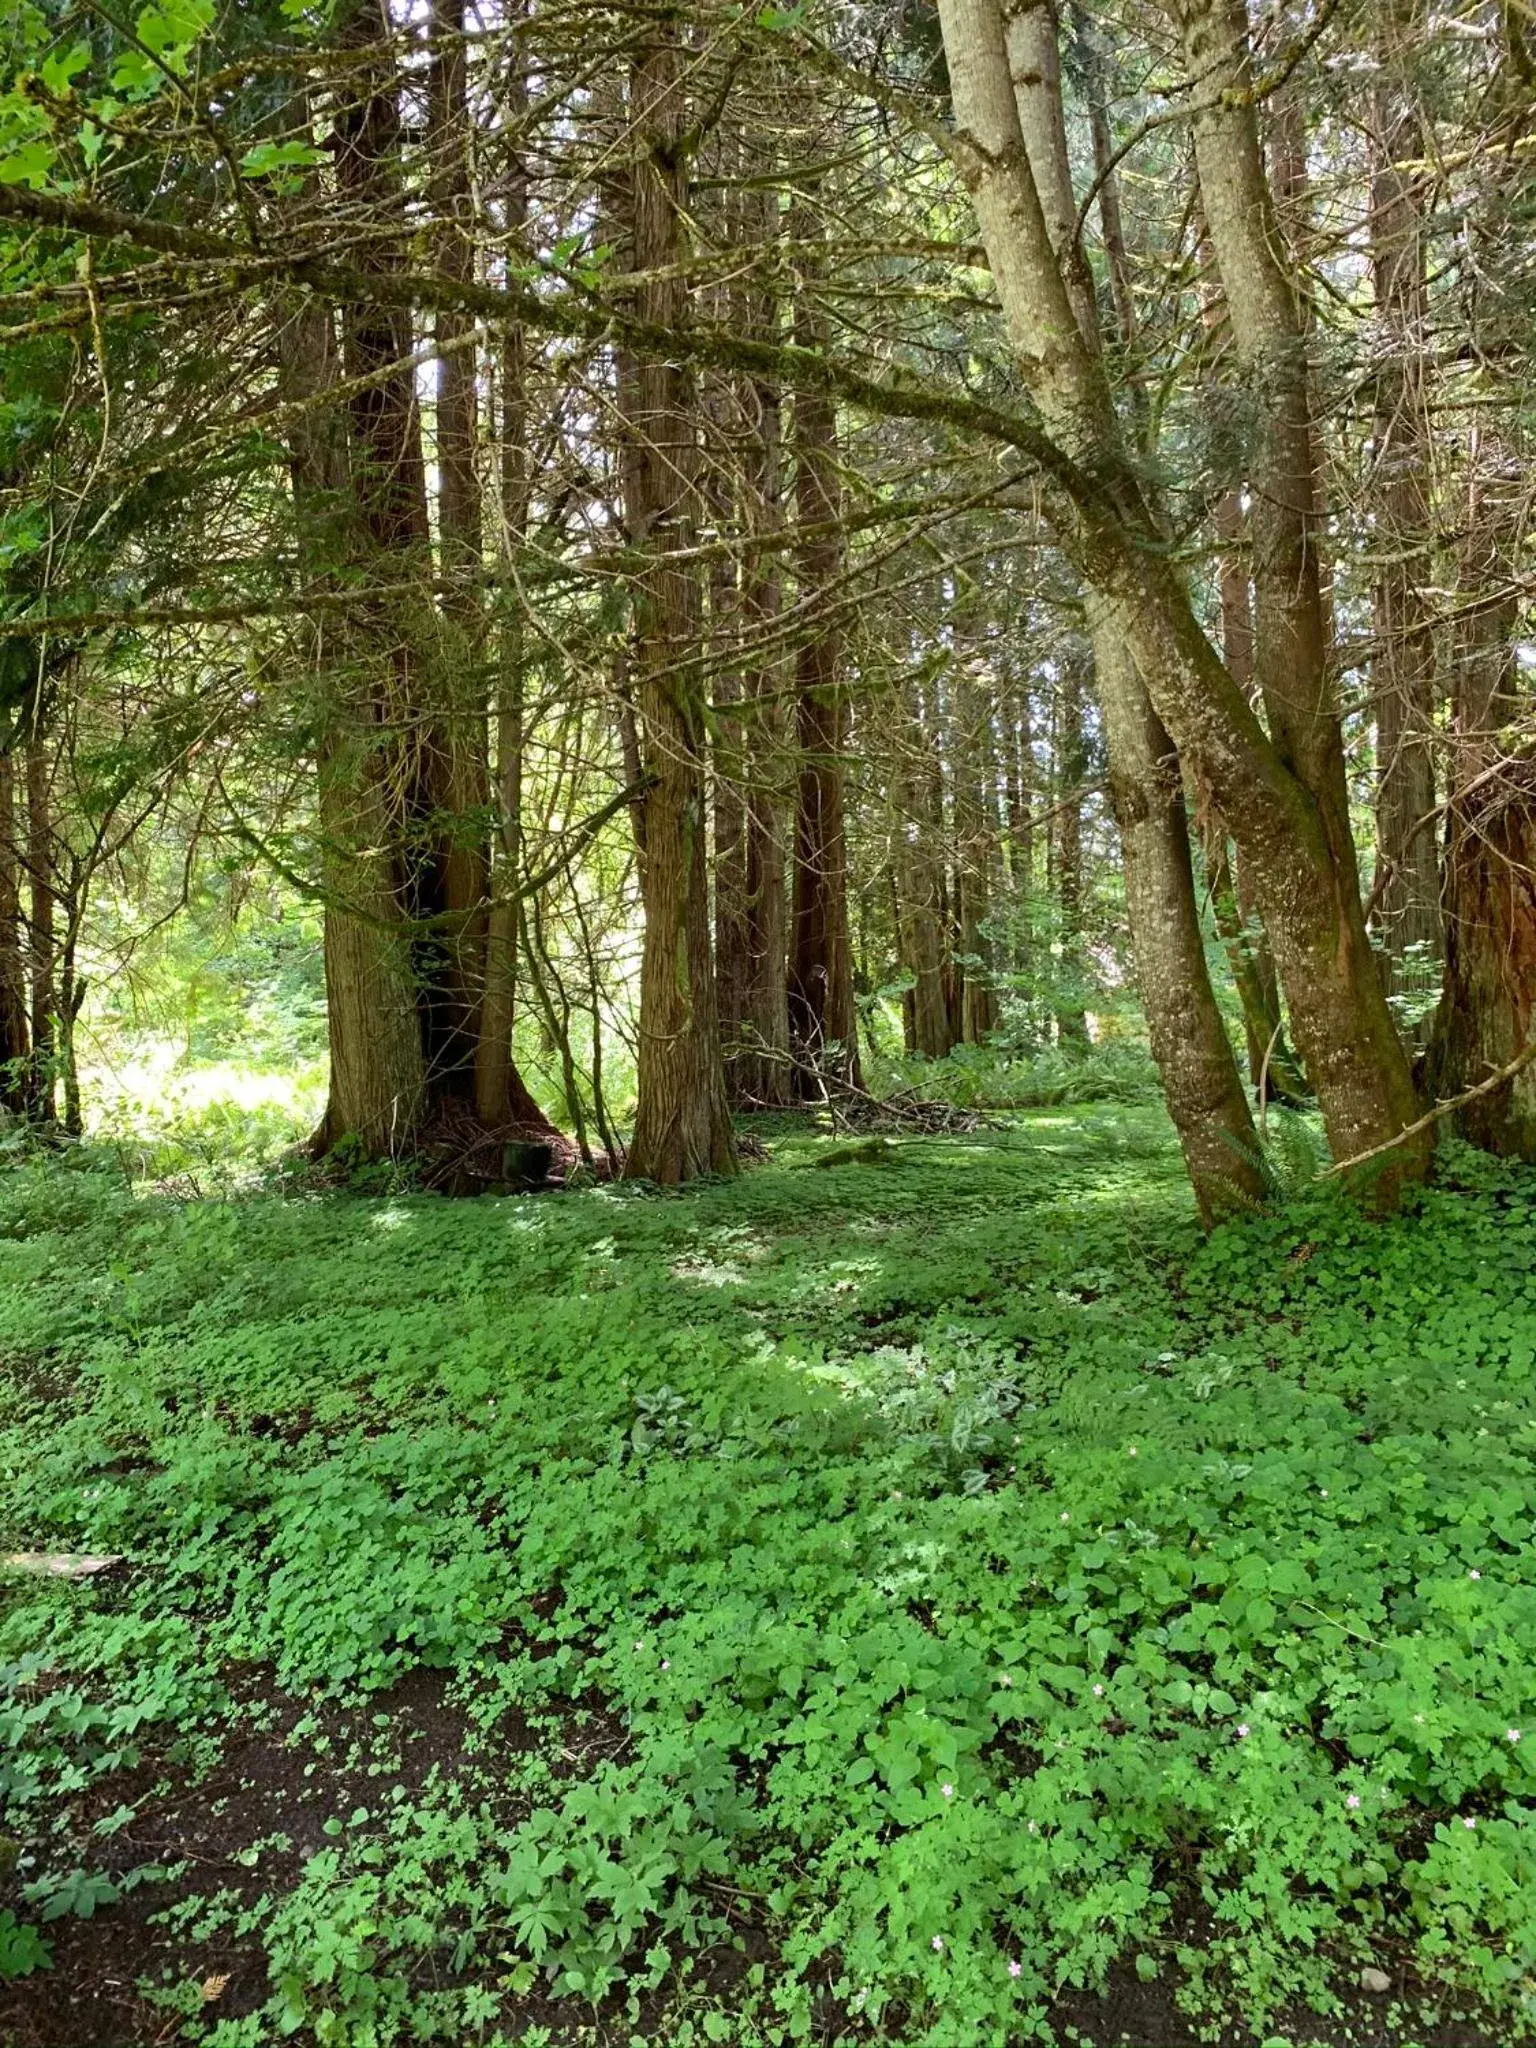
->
{"left": 1, "top": 1111, "right": 1533, "bottom": 2045}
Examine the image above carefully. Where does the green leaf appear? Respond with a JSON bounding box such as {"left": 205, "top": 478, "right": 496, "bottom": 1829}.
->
{"left": 40, "top": 41, "right": 92, "bottom": 94}
{"left": 0, "top": 138, "right": 57, "bottom": 188}
{"left": 240, "top": 139, "right": 327, "bottom": 178}
{"left": 1245, "top": 1595, "right": 1277, "bottom": 1636}
{"left": 135, "top": 0, "right": 214, "bottom": 65}
{"left": 0, "top": 1911, "right": 52, "bottom": 1982}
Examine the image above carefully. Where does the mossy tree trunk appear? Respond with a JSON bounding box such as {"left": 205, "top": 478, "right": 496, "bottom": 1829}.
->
{"left": 938, "top": 0, "right": 1429, "bottom": 1208}
{"left": 1002, "top": 0, "right": 1264, "bottom": 1217}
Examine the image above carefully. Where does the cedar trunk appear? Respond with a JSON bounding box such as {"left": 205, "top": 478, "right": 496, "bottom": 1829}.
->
{"left": 314, "top": 4, "right": 555, "bottom": 1157}
{"left": 788, "top": 207, "right": 860, "bottom": 1090}
{"left": 474, "top": 25, "right": 546, "bottom": 1136}
{"left": 1369, "top": 12, "right": 1442, "bottom": 1001}
{"left": 620, "top": 32, "right": 736, "bottom": 1184}
{"left": 0, "top": 748, "right": 28, "bottom": 1113}
{"left": 277, "top": 289, "right": 428, "bottom": 1157}
{"left": 1423, "top": 760, "right": 1536, "bottom": 1158}
{"left": 424, "top": 0, "right": 493, "bottom": 1099}
{"left": 1423, "top": 446, "right": 1534, "bottom": 1156}
{"left": 723, "top": 184, "right": 792, "bottom": 1107}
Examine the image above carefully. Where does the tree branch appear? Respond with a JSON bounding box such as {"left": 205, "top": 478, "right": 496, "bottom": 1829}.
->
{"left": 1323, "top": 1039, "right": 1536, "bottom": 1179}
{"left": 0, "top": 182, "right": 1079, "bottom": 490}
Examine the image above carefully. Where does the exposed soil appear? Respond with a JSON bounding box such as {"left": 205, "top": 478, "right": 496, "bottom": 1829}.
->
{"left": 1049, "top": 1957, "right": 1505, "bottom": 2048}
{"left": 0, "top": 1664, "right": 1513, "bottom": 2048}
{"left": 0, "top": 1664, "right": 625, "bottom": 2048}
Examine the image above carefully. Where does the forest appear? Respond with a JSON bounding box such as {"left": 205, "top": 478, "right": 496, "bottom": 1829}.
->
{"left": 3, "top": 0, "right": 1536, "bottom": 2043}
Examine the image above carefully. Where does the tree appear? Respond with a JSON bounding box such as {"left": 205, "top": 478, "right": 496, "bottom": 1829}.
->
{"left": 965, "top": 0, "right": 1265, "bottom": 1218}
{"left": 788, "top": 199, "right": 862, "bottom": 1092}
{"left": 937, "top": 0, "right": 1429, "bottom": 1207}
{"left": 618, "top": 28, "right": 737, "bottom": 1184}
{"left": 1423, "top": 436, "right": 1536, "bottom": 1157}
{"left": 1368, "top": 0, "right": 1442, "bottom": 1004}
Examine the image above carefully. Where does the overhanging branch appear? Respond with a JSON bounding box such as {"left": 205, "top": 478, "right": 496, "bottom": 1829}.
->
{"left": 0, "top": 182, "right": 1081, "bottom": 493}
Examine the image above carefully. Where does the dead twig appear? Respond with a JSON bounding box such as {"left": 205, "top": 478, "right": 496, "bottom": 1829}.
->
{"left": 1322, "top": 1038, "right": 1536, "bottom": 1179}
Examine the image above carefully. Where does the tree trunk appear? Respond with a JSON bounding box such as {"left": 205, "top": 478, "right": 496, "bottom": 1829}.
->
{"left": 335, "top": 0, "right": 468, "bottom": 1110}
{"left": 0, "top": 748, "right": 28, "bottom": 1114}
{"left": 300, "top": 0, "right": 438, "bottom": 1155}
{"left": 1053, "top": 648, "right": 1090, "bottom": 1046}
{"left": 1078, "top": 12, "right": 1137, "bottom": 363}
{"left": 1423, "top": 441, "right": 1535, "bottom": 1155}
{"left": 474, "top": 324, "right": 539, "bottom": 1129}
{"left": 937, "top": 0, "right": 1429, "bottom": 1207}
{"left": 276, "top": 287, "right": 428, "bottom": 1157}
{"left": 1194, "top": 182, "right": 1307, "bottom": 1105}
{"left": 424, "top": 0, "right": 492, "bottom": 1099}
{"left": 472, "top": 27, "right": 554, "bottom": 1141}
{"left": 956, "top": 660, "right": 999, "bottom": 1042}
{"left": 1004, "top": 669, "right": 1034, "bottom": 982}
{"left": 619, "top": 30, "right": 736, "bottom": 1184}
{"left": 788, "top": 199, "right": 860, "bottom": 1091}
{"left": 730, "top": 181, "right": 792, "bottom": 1108}
{"left": 1006, "top": 0, "right": 1263, "bottom": 1209}
{"left": 707, "top": 173, "right": 753, "bottom": 1101}
{"left": 900, "top": 849, "right": 953, "bottom": 1061}
{"left": 1170, "top": 0, "right": 1425, "bottom": 1182}
{"left": 313, "top": 2, "right": 553, "bottom": 1158}
{"left": 58, "top": 914, "right": 83, "bottom": 1137}
{"left": 1423, "top": 760, "right": 1536, "bottom": 1158}
{"left": 898, "top": 678, "right": 955, "bottom": 1060}
{"left": 315, "top": 730, "right": 428, "bottom": 1158}
{"left": 1102, "top": 656, "right": 1271, "bottom": 1215}
{"left": 429, "top": 0, "right": 482, "bottom": 592}
{"left": 1369, "top": 6, "right": 1443, "bottom": 1005}
{"left": 713, "top": 660, "right": 751, "bottom": 1085}
{"left": 1207, "top": 488, "right": 1307, "bottom": 1100}
{"left": 24, "top": 734, "right": 56, "bottom": 1124}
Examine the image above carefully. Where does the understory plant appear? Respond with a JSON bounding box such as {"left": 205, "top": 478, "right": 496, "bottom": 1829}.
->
{"left": 1, "top": 1113, "right": 1534, "bottom": 2044}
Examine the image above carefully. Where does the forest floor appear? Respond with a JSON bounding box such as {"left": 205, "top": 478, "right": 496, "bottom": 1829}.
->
{"left": 1, "top": 1110, "right": 1534, "bottom": 2048}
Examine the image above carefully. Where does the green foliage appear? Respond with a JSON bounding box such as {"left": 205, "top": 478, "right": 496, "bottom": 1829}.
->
{"left": 0, "top": 1907, "right": 51, "bottom": 1979}
{"left": 1, "top": 1120, "right": 1535, "bottom": 2042}
{"left": 90, "top": 1076, "right": 324, "bottom": 1188}
{"left": 866, "top": 1037, "right": 1163, "bottom": 1110}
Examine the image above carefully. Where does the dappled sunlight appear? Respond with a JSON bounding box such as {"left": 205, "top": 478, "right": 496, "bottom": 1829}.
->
{"left": 3, "top": 0, "right": 1525, "bottom": 2032}
{"left": 78, "top": 1040, "right": 329, "bottom": 1185}
{"left": 6, "top": 1125, "right": 1536, "bottom": 2046}
{"left": 84, "top": 1042, "right": 325, "bottom": 1119}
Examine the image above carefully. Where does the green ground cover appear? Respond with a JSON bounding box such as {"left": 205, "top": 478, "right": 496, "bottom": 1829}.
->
{"left": 2, "top": 1114, "right": 1534, "bottom": 2046}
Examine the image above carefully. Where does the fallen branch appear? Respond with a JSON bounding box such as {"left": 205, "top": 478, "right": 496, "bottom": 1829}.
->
{"left": 1322, "top": 1037, "right": 1536, "bottom": 1179}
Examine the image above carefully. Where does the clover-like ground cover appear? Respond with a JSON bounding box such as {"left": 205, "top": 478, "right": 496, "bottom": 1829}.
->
{"left": 1, "top": 1111, "right": 1533, "bottom": 2047}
